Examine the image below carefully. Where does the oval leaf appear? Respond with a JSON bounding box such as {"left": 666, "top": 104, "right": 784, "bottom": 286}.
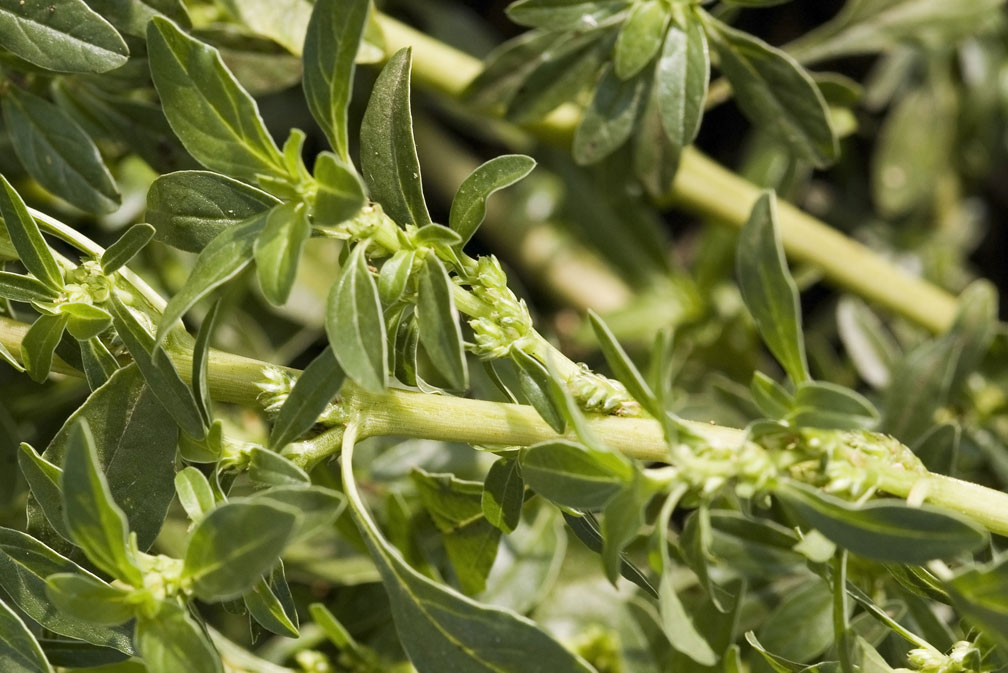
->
{"left": 325, "top": 245, "right": 387, "bottom": 393}
{"left": 415, "top": 256, "right": 467, "bottom": 391}
{"left": 269, "top": 346, "right": 346, "bottom": 450}
{"left": 0, "top": 0, "right": 128, "bottom": 73}
{"left": 449, "top": 155, "right": 536, "bottom": 246}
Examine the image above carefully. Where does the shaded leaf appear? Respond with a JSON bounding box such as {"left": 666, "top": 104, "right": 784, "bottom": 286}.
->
{"left": 101, "top": 224, "right": 155, "bottom": 274}
{"left": 325, "top": 244, "right": 387, "bottom": 393}
{"left": 506, "top": 0, "right": 629, "bottom": 30}
{"left": 512, "top": 349, "right": 567, "bottom": 434}
{"left": 18, "top": 445, "right": 70, "bottom": 541}
{"left": 313, "top": 152, "right": 366, "bottom": 225}
{"left": 0, "top": 597, "right": 52, "bottom": 673}
{"left": 520, "top": 439, "right": 632, "bottom": 510}
{"left": 415, "top": 255, "right": 467, "bottom": 390}
{"left": 482, "top": 457, "right": 524, "bottom": 534}
{"left": 135, "top": 600, "right": 222, "bottom": 673}
{"left": 244, "top": 562, "right": 299, "bottom": 638}
{"left": 573, "top": 65, "right": 647, "bottom": 164}
{"left": 269, "top": 346, "right": 346, "bottom": 450}
{"left": 0, "top": 176, "right": 63, "bottom": 291}
{"left": 254, "top": 201, "right": 310, "bottom": 306}
{"left": 20, "top": 314, "right": 68, "bottom": 383}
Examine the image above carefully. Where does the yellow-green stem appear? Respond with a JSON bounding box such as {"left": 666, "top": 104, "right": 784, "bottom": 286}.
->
{"left": 374, "top": 13, "right": 960, "bottom": 334}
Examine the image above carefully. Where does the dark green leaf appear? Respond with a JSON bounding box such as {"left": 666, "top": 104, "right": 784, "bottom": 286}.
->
{"left": 45, "top": 573, "right": 133, "bottom": 624}
{"left": 38, "top": 640, "right": 130, "bottom": 669}
{"left": 449, "top": 155, "right": 536, "bottom": 246}
{"left": 0, "top": 176, "right": 63, "bottom": 291}
{"left": 342, "top": 431, "right": 595, "bottom": 673}
{"left": 146, "top": 170, "right": 278, "bottom": 253}
{"left": 415, "top": 256, "right": 467, "bottom": 391}
{"left": 325, "top": 244, "right": 387, "bottom": 393}
{"left": 506, "top": 38, "right": 610, "bottom": 124}
{"left": 154, "top": 212, "right": 267, "bottom": 348}
{"left": 109, "top": 297, "right": 206, "bottom": 440}
{"left": 302, "top": 0, "right": 369, "bottom": 161}
{"left": 506, "top": 0, "right": 629, "bottom": 29}
{"left": 191, "top": 299, "right": 221, "bottom": 426}
{"left": 632, "top": 65, "right": 681, "bottom": 198}
{"left": 520, "top": 439, "right": 632, "bottom": 510}
{"left": 788, "top": 381, "right": 879, "bottom": 430}
{"left": 244, "top": 562, "right": 299, "bottom": 638}
{"left": 18, "top": 444, "right": 70, "bottom": 541}
{"left": 946, "top": 558, "right": 1008, "bottom": 651}
{"left": 777, "top": 481, "right": 988, "bottom": 563}
{"left": 269, "top": 347, "right": 346, "bottom": 450}
{"left": 412, "top": 469, "right": 501, "bottom": 595}
{"left": 313, "top": 152, "right": 366, "bottom": 225}
{"left": 0, "top": 527, "right": 135, "bottom": 653}
{"left": 360, "top": 47, "right": 432, "bottom": 228}
{"left": 35, "top": 364, "right": 178, "bottom": 550}
{"left": 146, "top": 17, "right": 288, "bottom": 181}
{"left": 562, "top": 511, "right": 656, "bottom": 598}
{"left": 249, "top": 485, "right": 344, "bottom": 541}
{"left": 183, "top": 500, "right": 297, "bottom": 601}
{"left": 247, "top": 447, "right": 310, "bottom": 486}
{"left": 654, "top": 487, "right": 717, "bottom": 665}
{"left": 79, "top": 337, "right": 119, "bottom": 390}
{"left": 573, "top": 65, "right": 647, "bottom": 164}
{"left": 61, "top": 419, "right": 143, "bottom": 585}
{"left": 482, "top": 457, "right": 524, "bottom": 534}
{"left": 61, "top": 303, "right": 112, "bottom": 341}
{"left": 100, "top": 224, "right": 155, "bottom": 274}
{"left": 174, "top": 467, "right": 215, "bottom": 521}
{"left": 254, "top": 202, "right": 310, "bottom": 306}
{"left": 600, "top": 476, "right": 645, "bottom": 584}
{"left": 20, "top": 313, "right": 68, "bottom": 383}
{"left": 736, "top": 191, "right": 810, "bottom": 384}
{"left": 655, "top": 13, "right": 709, "bottom": 149}
{"left": 758, "top": 578, "right": 835, "bottom": 662}
{"left": 0, "top": 597, "right": 52, "bottom": 673}
{"left": 709, "top": 17, "right": 837, "bottom": 166}
{"left": 613, "top": 0, "right": 670, "bottom": 79}
{"left": 135, "top": 600, "right": 222, "bottom": 673}
{"left": 0, "top": 272, "right": 58, "bottom": 304}
{"left": 3, "top": 87, "right": 120, "bottom": 214}
{"left": 84, "top": 0, "right": 189, "bottom": 37}
{"left": 512, "top": 348, "right": 567, "bottom": 434}
{"left": 0, "top": 0, "right": 128, "bottom": 73}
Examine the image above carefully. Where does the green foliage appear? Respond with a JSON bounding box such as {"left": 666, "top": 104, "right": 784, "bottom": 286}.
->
{"left": 0, "top": 2, "right": 1007, "bottom": 672}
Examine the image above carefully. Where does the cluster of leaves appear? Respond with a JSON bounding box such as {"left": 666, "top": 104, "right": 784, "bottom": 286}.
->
{"left": 1, "top": 1, "right": 1008, "bottom": 673}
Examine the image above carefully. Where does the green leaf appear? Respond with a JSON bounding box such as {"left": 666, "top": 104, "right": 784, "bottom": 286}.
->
{"left": 587, "top": 310, "right": 661, "bottom": 418}
{"left": 777, "top": 481, "right": 988, "bottom": 563}
{"left": 836, "top": 298, "right": 898, "bottom": 389}
{"left": 600, "top": 476, "right": 646, "bottom": 585}
{"left": 633, "top": 64, "right": 682, "bottom": 198}
{"left": 0, "top": 597, "right": 53, "bottom": 673}
{"left": 222, "top": 0, "right": 311, "bottom": 55}
{"left": 482, "top": 457, "right": 524, "bottom": 534}
{"left": 84, "top": 0, "right": 189, "bottom": 37}
{"left": 788, "top": 381, "right": 879, "bottom": 430}
{"left": 45, "top": 573, "right": 134, "bottom": 625}
{"left": 33, "top": 365, "right": 179, "bottom": 550}
{"left": 20, "top": 313, "right": 68, "bottom": 383}
{"left": 60, "top": 419, "right": 143, "bottom": 585}
{"left": 18, "top": 444, "right": 71, "bottom": 541}
{"left": 415, "top": 255, "right": 467, "bottom": 391}
{"left": 146, "top": 170, "right": 278, "bottom": 253}
{"left": 0, "top": 176, "right": 63, "bottom": 291}
{"left": 757, "top": 578, "right": 835, "bottom": 662}
{"left": 2, "top": 87, "right": 120, "bottom": 214}
{"left": 341, "top": 429, "right": 596, "bottom": 673}
{"left": 510, "top": 350, "right": 565, "bottom": 434}
{"left": 269, "top": 348, "right": 345, "bottom": 450}
{"left": 174, "top": 467, "right": 215, "bottom": 521}
{"left": 313, "top": 152, "right": 366, "bottom": 224}
{"left": 654, "top": 487, "right": 717, "bottom": 665}
{"left": 109, "top": 297, "right": 207, "bottom": 440}
{"left": 655, "top": 13, "right": 709, "bottom": 149}
{"left": 378, "top": 249, "right": 416, "bottom": 304}
{"left": 708, "top": 17, "right": 838, "bottom": 166}
{"left": 243, "top": 562, "right": 299, "bottom": 638}
{"left": 302, "top": 0, "right": 369, "bottom": 161}
{"left": 249, "top": 485, "right": 344, "bottom": 541}
{"left": 191, "top": 299, "right": 220, "bottom": 426}
{"left": 154, "top": 212, "right": 267, "bottom": 348}
{"left": 360, "top": 47, "right": 432, "bottom": 228}
{"left": 613, "top": 0, "right": 670, "bottom": 79}
{"left": 135, "top": 600, "right": 223, "bottom": 673}
{"left": 325, "top": 244, "right": 387, "bottom": 393}
{"left": 254, "top": 201, "right": 310, "bottom": 306}
{"left": 146, "top": 17, "right": 287, "bottom": 181}
{"left": 412, "top": 469, "right": 501, "bottom": 595}
{"left": 946, "top": 558, "right": 1008, "bottom": 651}
{"left": 79, "top": 337, "right": 119, "bottom": 390}
{"left": 247, "top": 447, "right": 310, "bottom": 486}
{"left": 0, "top": 0, "right": 128, "bottom": 73}
{"left": 449, "top": 155, "right": 536, "bottom": 246}
{"left": 506, "top": 0, "right": 629, "bottom": 30}
{"left": 0, "top": 272, "right": 58, "bottom": 304}
{"left": 100, "top": 224, "right": 155, "bottom": 274}
{"left": 679, "top": 505, "right": 730, "bottom": 611}
{"left": 750, "top": 371, "right": 793, "bottom": 419}
{"left": 61, "top": 303, "right": 112, "bottom": 341}
{"left": 506, "top": 38, "right": 610, "bottom": 124}
{"left": 520, "top": 439, "right": 632, "bottom": 510}
{"left": 573, "top": 65, "right": 647, "bottom": 164}
{"left": 0, "top": 527, "right": 135, "bottom": 653}
{"left": 563, "top": 512, "right": 656, "bottom": 598}
{"left": 736, "top": 191, "right": 810, "bottom": 384}
{"left": 183, "top": 500, "right": 297, "bottom": 601}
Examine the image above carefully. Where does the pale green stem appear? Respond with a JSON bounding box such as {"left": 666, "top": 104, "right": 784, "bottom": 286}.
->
{"left": 375, "top": 14, "right": 961, "bottom": 334}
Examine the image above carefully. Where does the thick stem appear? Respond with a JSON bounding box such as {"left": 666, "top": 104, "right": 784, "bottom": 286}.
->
{"left": 374, "top": 14, "right": 961, "bottom": 334}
